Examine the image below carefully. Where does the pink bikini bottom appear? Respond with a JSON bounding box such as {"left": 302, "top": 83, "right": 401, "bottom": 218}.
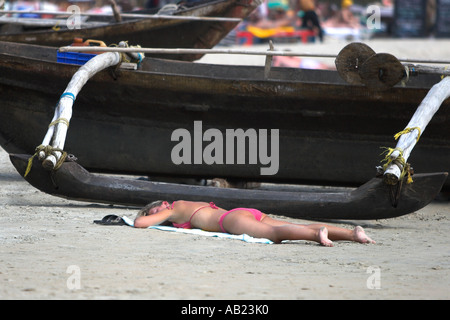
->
{"left": 218, "top": 208, "right": 263, "bottom": 233}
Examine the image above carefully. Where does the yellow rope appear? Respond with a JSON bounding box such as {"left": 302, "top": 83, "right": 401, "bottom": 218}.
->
{"left": 24, "top": 92, "right": 76, "bottom": 177}
{"left": 441, "top": 66, "right": 448, "bottom": 80}
{"left": 380, "top": 147, "right": 402, "bottom": 169}
{"left": 48, "top": 117, "right": 70, "bottom": 128}
{"left": 52, "top": 22, "right": 60, "bottom": 31}
{"left": 24, "top": 145, "right": 67, "bottom": 177}
{"left": 393, "top": 127, "right": 421, "bottom": 142}
{"left": 380, "top": 147, "right": 413, "bottom": 184}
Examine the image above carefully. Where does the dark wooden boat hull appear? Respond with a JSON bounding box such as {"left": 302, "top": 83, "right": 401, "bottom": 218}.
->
{"left": 0, "top": 0, "right": 259, "bottom": 61}
{"left": 0, "top": 41, "right": 449, "bottom": 188}
{"left": 9, "top": 154, "right": 448, "bottom": 220}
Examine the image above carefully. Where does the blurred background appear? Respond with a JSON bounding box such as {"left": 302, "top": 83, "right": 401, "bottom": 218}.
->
{"left": 0, "top": 0, "right": 444, "bottom": 40}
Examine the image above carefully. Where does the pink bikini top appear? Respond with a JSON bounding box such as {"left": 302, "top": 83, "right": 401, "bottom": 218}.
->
{"left": 171, "top": 202, "right": 218, "bottom": 229}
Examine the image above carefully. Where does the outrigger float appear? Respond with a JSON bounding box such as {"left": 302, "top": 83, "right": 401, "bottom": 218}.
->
{"left": 2, "top": 42, "right": 449, "bottom": 219}
{"left": 9, "top": 153, "right": 447, "bottom": 220}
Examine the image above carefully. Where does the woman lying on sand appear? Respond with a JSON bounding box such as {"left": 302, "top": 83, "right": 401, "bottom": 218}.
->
{"left": 134, "top": 200, "right": 375, "bottom": 247}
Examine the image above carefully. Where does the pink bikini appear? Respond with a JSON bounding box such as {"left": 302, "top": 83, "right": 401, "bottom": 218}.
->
{"left": 218, "top": 207, "right": 263, "bottom": 233}
{"left": 169, "top": 201, "right": 263, "bottom": 233}
{"left": 171, "top": 202, "right": 218, "bottom": 229}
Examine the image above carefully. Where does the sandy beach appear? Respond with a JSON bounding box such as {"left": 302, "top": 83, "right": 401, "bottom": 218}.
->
{"left": 1, "top": 38, "right": 449, "bottom": 301}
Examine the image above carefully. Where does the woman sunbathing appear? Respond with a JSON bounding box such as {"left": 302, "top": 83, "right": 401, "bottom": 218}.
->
{"left": 134, "top": 200, "right": 375, "bottom": 247}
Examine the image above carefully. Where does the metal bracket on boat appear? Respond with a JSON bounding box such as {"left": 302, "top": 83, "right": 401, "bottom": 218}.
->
{"left": 66, "top": 154, "right": 78, "bottom": 162}
{"left": 264, "top": 41, "right": 274, "bottom": 80}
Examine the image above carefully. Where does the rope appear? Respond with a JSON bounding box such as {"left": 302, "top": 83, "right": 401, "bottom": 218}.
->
{"left": 379, "top": 126, "right": 421, "bottom": 184}
{"left": 49, "top": 92, "right": 75, "bottom": 129}
{"left": 110, "top": 42, "right": 145, "bottom": 66}
{"left": 393, "top": 127, "right": 421, "bottom": 142}
{"left": 400, "top": 65, "right": 410, "bottom": 87}
{"left": 25, "top": 91, "right": 76, "bottom": 175}
{"left": 441, "top": 66, "right": 449, "bottom": 80}
{"left": 48, "top": 117, "right": 70, "bottom": 128}
{"left": 24, "top": 145, "right": 68, "bottom": 177}
{"left": 380, "top": 147, "right": 413, "bottom": 184}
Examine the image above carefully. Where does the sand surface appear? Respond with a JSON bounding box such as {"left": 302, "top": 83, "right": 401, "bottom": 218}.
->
{"left": 1, "top": 38, "right": 449, "bottom": 300}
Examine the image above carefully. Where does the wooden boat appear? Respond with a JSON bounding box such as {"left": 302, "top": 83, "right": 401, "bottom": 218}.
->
{"left": 0, "top": 0, "right": 259, "bottom": 61}
{"left": 0, "top": 40, "right": 449, "bottom": 190}
{"left": 9, "top": 153, "right": 448, "bottom": 220}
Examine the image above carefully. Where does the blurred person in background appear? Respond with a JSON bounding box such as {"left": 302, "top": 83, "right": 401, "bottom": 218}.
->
{"left": 294, "top": 0, "right": 323, "bottom": 42}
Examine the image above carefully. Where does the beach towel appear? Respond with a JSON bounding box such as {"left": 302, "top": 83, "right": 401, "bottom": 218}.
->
{"left": 95, "top": 215, "right": 273, "bottom": 244}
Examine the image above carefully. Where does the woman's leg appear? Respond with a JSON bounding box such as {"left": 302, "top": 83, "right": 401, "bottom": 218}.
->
{"left": 261, "top": 215, "right": 375, "bottom": 244}
{"left": 222, "top": 211, "right": 333, "bottom": 246}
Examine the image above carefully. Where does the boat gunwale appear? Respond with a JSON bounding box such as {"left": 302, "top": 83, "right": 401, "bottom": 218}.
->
{"left": 0, "top": 0, "right": 234, "bottom": 36}
{"left": 0, "top": 40, "right": 444, "bottom": 93}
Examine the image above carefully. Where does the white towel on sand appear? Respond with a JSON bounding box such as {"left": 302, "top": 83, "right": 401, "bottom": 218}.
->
{"left": 122, "top": 216, "right": 273, "bottom": 244}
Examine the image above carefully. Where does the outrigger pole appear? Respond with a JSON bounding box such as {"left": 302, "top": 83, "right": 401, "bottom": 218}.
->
{"left": 59, "top": 45, "right": 450, "bottom": 65}
{"left": 30, "top": 42, "right": 141, "bottom": 173}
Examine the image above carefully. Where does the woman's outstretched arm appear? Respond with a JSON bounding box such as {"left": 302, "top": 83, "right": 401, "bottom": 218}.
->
{"left": 134, "top": 209, "right": 172, "bottom": 228}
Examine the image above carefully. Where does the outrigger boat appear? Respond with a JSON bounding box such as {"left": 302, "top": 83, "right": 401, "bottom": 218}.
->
{"left": 0, "top": 0, "right": 259, "bottom": 61}
{"left": 0, "top": 41, "right": 449, "bottom": 190}
{"left": 2, "top": 40, "right": 449, "bottom": 219}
